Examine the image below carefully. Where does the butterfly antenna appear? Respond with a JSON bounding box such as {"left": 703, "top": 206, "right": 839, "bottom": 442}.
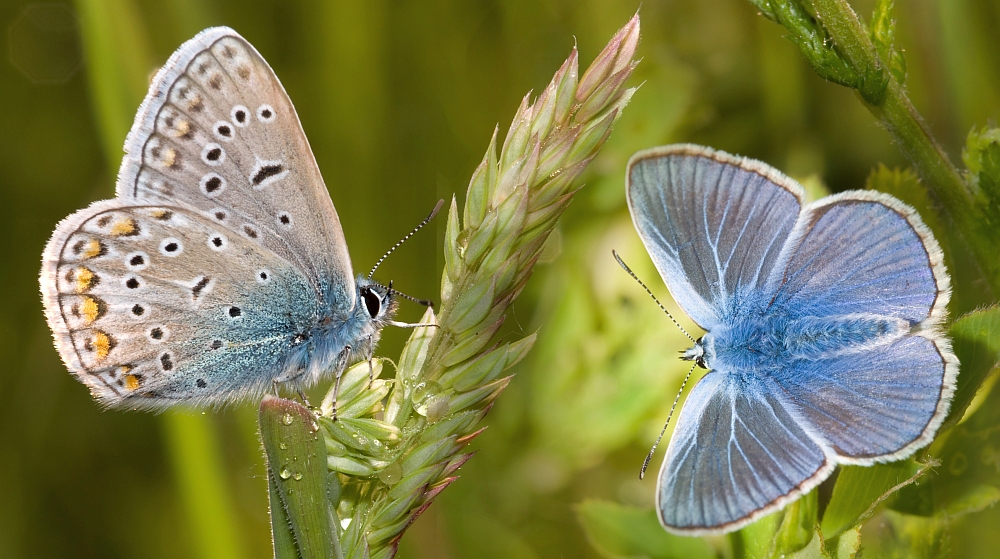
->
{"left": 386, "top": 280, "right": 434, "bottom": 308}
{"left": 640, "top": 361, "right": 697, "bottom": 480}
{"left": 612, "top": 250, "right": 695, "bottom": 342}
{"left": 369, "top": 200, "right": 445, "bottom": 279}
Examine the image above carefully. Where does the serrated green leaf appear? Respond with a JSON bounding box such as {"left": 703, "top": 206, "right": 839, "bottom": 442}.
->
{"left": 575, "top": 500, "right": 714, "bottom": 559}
{"left": 871, "top": 0, "right": 906, "bottom": 83}
{"left": 821, "top": 460, "right": 928, "bottom": 538}
{"left": 964, "top": 127, "right": 1000, "bottom": 231}
{"left": 762, "top": 0, "right": 861, "bottom": 90}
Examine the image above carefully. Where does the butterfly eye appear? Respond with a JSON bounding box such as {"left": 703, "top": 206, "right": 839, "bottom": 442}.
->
{"left": 361, "top": 288, "right": 381, "bottom": 318}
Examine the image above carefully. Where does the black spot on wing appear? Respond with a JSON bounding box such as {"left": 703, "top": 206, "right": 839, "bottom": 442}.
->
{"left": 252, "top": 163, "right": 284, "bottom": 186}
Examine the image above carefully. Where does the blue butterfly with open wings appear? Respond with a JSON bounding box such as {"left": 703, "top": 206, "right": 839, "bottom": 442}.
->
{"left": 623, "top": 144, "right": 957, "bottom": 535}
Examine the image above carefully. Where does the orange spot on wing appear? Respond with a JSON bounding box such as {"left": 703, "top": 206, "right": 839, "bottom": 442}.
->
{"left": 74, "top": 267, "right": 97, "bottom": 293}
{"left": 162, "top": 148, "right": 177, "bottom": 167}
{"left": 124, "top": 373, "right": 140, "bottom": 391}
{"left": 92, "top": 331, "right": 113, "bottom": 361}
{"left": 81, "top": 239, "right": 103, "bottom": 258}
{"left": 80, "top": 296, "right": 102, "bottom": 324}
{"left": 110, "top": 217, "right": 138, "bottom": 236}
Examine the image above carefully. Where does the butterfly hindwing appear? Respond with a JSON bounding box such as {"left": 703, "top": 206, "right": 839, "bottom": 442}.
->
{"left": 656, "top": 372, "right": 831, "bottom": 535}
{"left": 116, "top": 27, "right": 356, "bottom": 314}
{"left": 627, "top": 145, "right": 804, "bottom": 329}
{"left": 770, "top": 333, "right": 954, "bottom": 462}
{"left": 41, "top": 202, "right": 316, "bottom": 408}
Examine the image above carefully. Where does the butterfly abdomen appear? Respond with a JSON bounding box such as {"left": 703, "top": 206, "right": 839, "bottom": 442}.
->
{"left": 710, "top": 314, "right": 909, "bottom": 371}
{"left": 782, "top": 315, "right": 909, "bottom": 360}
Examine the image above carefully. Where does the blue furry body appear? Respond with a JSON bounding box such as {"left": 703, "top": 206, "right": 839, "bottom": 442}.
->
{"left": 278, "top": 275, "right": 389, "bottom": 387}
{"left": 703, "top": 312, "right": 906, "bottom": 373}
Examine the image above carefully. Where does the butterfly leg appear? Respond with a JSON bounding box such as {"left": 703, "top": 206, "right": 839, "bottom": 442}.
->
{"left": 365, "top": 335, "right": 375, "bottom": 389}
{"left": 295, "top": 388, "right": 312, "bottom": 408}
{"left": 329, "top": 345, "right": 352, "bottom": 420}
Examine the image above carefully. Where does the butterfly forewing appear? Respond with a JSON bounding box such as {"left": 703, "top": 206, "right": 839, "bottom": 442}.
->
{"left": 43, "top": 203, "right": 315, "bottom": 408}
{"left": 771, "top": 192, "right": 948, "bottom": 325}
{"left": 627, "top": 145, "right": 804, "bottom": 328}
{"left": 116, "top": 28, "right": 355, "bottom": 313}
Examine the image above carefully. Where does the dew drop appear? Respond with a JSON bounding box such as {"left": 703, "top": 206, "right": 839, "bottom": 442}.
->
{"left": 412, "top": 381, "right": 442, "bottom": 416}
{"left": 292, "top": 472, "right": 303, "bottom": 481}
{"left": 377, "top": 461, "right": 403, "bottom": 485}
{"left": 279, "top": 443, "right": 287, "bottom": 450}
{"left": 425, "top": 396, "right": 450, "bottom": 423}
{"left": 282, "top": 413, "right": 293, "bottom": 425}
{"left": 279, "top": 466, "right": 292, "bottom": 480}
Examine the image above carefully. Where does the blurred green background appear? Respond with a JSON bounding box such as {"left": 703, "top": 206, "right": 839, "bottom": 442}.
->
{"left": 2, "top": 0, "right": 999, "bottom": 557}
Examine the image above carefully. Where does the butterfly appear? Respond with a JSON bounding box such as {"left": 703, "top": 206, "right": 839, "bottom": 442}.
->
{"left": 40, "top": 27, "right": 427, "bottom": 410}
{"left": 624, "top": 144, "right": 957, "bottom": 535}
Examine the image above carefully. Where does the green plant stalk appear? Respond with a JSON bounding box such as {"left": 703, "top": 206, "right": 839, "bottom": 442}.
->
{"left": 306, "top": 15, "right": 642, "bottom": 558}
{"left": 260, "top": 396, "right": 340, "bottom": 559}
{"left": 809, "top": 0, "right": 997, "bottom": 298}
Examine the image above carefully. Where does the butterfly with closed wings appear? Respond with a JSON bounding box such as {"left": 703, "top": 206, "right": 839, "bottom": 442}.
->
{"left": 40, "top": 27, "right": 435, "bottom": 411}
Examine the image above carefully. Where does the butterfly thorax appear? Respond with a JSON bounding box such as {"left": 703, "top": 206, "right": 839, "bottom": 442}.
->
{"left": 700, "top": 313, "right": 909, "bottom": 373}
{"left": 284, "top": 276, "right": 397, "bottom": 387}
